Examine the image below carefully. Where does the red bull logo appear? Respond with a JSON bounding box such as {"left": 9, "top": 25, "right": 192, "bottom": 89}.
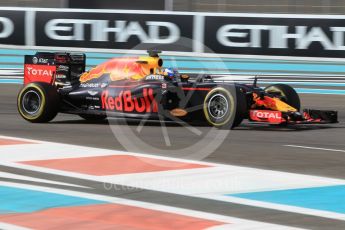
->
{"left": 80, "top": 57, "right": 150, "bottom": 83}
{"left": 101, "top": 88, "right": 158, "bottom": 113}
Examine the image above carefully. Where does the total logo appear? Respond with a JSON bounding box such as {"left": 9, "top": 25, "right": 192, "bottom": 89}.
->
{"left": 101, "top": 88, "right": 158, "bottom": 113}
{"left": 250, "top": 110, "right": 282, "bottom": 120}
{"left": 26, "top": 66, "right": 54, "bottom": 77}
{"left": 24, "top": 64, "right": 56, "bottom": 84}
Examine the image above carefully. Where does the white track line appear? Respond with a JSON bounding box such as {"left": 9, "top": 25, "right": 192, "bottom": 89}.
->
{"left": 0, "top": 181, "right": 302, "bottom": 230}
{"left": 1, "top": 135, "right": 344, "bottom": 222}
{"left": 0, "top": 172, "right": 88, "bottom": 189}
{"left": 202, "top": 194, "right": 345, "bottom": 221}
{"left": 284, "top": 145, "right": 345, "bottom": 153}
{"left": 0, "top": 223, "right": 30, "bottom": 230}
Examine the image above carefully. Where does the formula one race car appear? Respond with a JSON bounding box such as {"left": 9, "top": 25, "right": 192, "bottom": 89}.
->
{"left": 17, "top": 50, "right": 338, "bottom": 128}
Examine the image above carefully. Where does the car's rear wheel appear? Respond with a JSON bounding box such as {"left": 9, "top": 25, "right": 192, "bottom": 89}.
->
{"left": 203, "top": 87, "right": 244, "bottom": 129}
{"left": 264, "top": 84, "right": 301, "bottom": 111}
{"left": 17, "top": 82, "right": 59, "bottom": 123}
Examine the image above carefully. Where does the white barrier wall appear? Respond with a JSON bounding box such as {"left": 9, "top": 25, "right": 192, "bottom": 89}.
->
{"left": 1, "top": 8, "right": 345, "bottom": 60}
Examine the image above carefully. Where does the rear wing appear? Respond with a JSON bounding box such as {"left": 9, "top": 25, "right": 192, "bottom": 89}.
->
{"left": 24, "top": 52, "right": 86, "bottom": 85}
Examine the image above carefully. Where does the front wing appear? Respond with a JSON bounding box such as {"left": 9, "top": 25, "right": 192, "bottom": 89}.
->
{"left": 249, "top": 109, "right": 338, "bottom": 125}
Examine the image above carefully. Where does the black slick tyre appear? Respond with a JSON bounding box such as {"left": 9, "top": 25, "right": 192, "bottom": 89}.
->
{"left": 203, "top": 87, "right": 245, "bottom": 129}
{"left": 17, "top": 82, "right": 59, "bottom": 123}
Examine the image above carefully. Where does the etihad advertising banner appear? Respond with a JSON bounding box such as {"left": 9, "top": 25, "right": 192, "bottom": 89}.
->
{"left": 0, "top": 10, "right": 25, "bottom": 45}
{"left": 204, "top": 15, "right": 345, "bottom": 58}
{"left": 35, "top": 11, "right": 194, "bottom": 52}
{"left": 1, "top": 8, "right": 345, "bottom": 58}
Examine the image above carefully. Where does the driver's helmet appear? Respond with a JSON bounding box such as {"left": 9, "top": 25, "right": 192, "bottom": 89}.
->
{"left": 163, "top": 68, "right": 178, "bottom": 79}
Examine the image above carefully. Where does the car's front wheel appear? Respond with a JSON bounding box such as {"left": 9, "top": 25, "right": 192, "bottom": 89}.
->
{"left": 203, "top": 87, "right": 243, "bottom": 129}
{"left": 17, "top": 82, "right": 59, "bottom": 123}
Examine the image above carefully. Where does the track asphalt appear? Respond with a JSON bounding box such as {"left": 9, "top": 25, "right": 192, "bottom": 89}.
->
{"left": 0, "top": 84, "right": 344, "bottom": 229}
